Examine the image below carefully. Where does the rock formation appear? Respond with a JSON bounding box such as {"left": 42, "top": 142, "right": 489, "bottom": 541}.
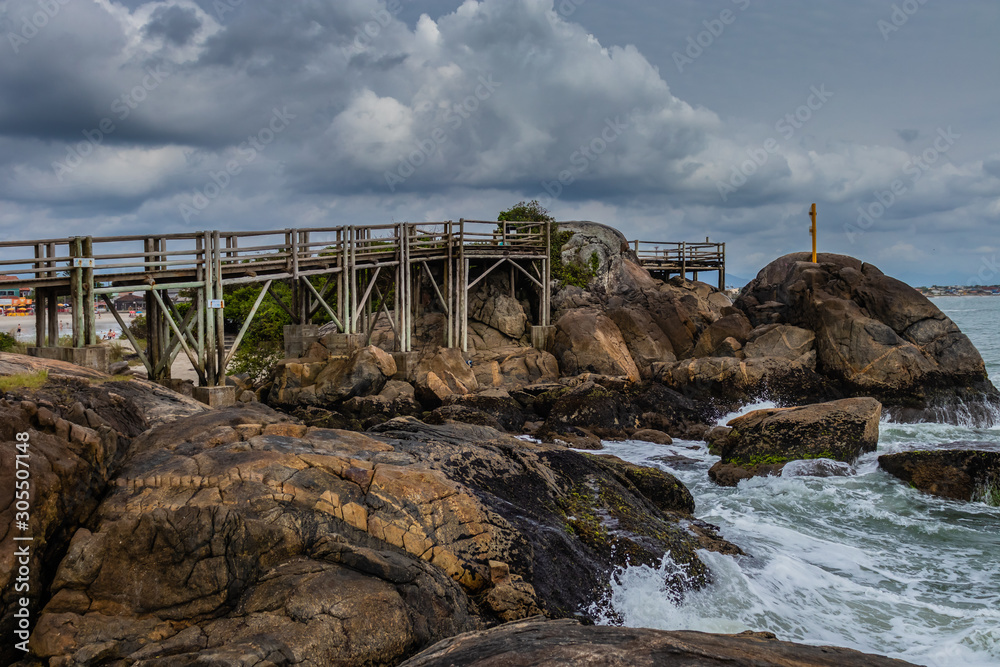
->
{"left": 878, "top": 449, "right": 1000, "bottom": 502}
{"left": 398, "top": 617, "right": 919, "bottom": 667}
{"left": 735, "top": 252, "right": 1000, "bottom": 423}
{"left": 3, "top": 372, "right": 738, "bottom": 664}
{"left": 708, "top": 398, "right": 881, "bottom": 486}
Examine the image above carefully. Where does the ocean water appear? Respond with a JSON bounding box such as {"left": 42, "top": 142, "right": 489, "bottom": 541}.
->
{"left": 594, "top": 296, "right": 1000, "bottom": 667}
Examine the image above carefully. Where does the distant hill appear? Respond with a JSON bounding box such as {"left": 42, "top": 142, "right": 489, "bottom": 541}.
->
{"left": 726, "top": 274, "right": 751, "bottom": 289}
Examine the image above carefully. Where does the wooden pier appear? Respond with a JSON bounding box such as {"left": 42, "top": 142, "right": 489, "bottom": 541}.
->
{"left": 0, "top": 222, "right": 724, "bottom": 387}
{"left": 631, "top": 240, "right": 726, "bottom": 290}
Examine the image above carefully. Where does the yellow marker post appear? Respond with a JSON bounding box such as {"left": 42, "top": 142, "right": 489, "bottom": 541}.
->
{"left": 809, "top": 203, "right": 818, "bottom": 263}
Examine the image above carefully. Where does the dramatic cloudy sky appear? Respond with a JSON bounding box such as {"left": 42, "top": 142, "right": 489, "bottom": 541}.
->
{"left": 2, "top": 0, "right": 998, "bottom": 286}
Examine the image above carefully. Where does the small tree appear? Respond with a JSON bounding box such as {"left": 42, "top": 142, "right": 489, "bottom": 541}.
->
{"left": 497, "top": 201, "right": 593, "bottom": 288}
{"left": 497, "top": 200, "right": 554, "bottom": 223}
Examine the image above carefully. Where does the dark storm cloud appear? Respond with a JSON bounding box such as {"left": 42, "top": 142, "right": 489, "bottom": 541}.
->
{"left": 144, "top": 5, "right": 201, "bottom": 45}
{"left": 0, "top": 0, "right": 998, "bottom": 287}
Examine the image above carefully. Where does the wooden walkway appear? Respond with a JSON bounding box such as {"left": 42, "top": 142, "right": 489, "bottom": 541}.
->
{"left": 0, "top": 222, "right": 724, "bottom": 386}
{"left": 631, "top": 240, "right": 726, "bottom": 290}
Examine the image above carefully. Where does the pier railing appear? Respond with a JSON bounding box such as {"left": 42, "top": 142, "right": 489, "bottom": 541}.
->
{"left": 0, "top": 222, "right": 724, "bottom": 386}
{"left": 630, "top": 240, "right": 726, "bottom": 289}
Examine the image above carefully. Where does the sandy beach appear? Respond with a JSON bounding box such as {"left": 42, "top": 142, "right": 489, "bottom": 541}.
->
{"left": 1, "top": 312, "right": 201, "bottom": 381}
{"left": 0, "top": 312, "right": 130, "bottom": 342}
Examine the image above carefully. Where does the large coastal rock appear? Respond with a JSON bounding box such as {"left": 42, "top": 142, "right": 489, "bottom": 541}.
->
{"left": 0, "top": 354, "right": 207, "bottom": 667}
{"left": 878, "top": 449, "right": 1000, "bottom": 503}
{"left": 553, "top": 222, "right": 734, "bottom": 380}
{"left": 400, "top": 617, "right": 919, "bottom": 667}
{"left": 735, "top": 253, "right": 1000, "bottom": 423}
{"left": 551, "top": 309, "right": 640, "bottom": 382}
{"left": 708, "top": 398, "right": 881, "bottom": 486}
{"left": 15, "top": 399, "right": 738, "bottom": 664}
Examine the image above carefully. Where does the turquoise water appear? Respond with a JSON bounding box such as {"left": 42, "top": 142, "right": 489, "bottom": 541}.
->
{"left": 596, "top": 297, "right": 1000, "bottom": 667}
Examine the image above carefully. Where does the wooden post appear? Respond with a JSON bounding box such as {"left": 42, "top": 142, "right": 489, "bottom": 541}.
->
{"left": 46, "top": 243, "right": 57, "bottom": 346}
{"left": 444, "top": 220, "right": 455, "bottom": 348}
{"left": 213, "top": 230, "right": 224, "bottom": 384}
{"left": 33, "top": 244, "right": 45, "bottom": 347}
{"left": 460, "top": 219, "right": 468, "bottom": 352}
{"left": 810, "top": 203, "right": 818, "bottom": 263}
{"left": 719, "top": 243, "right": 726, "bottom": 291}
{"left": 204, "top": 232, "right": 216, "bottom": 385}
{"left": 680, "top": 241, "right": 687, "bottom": 281}
{"left": 83, "top": 237, "right": 95, "bottom": 345}
{"left": 70, "top": 238, "right": 85, "bottom": 348}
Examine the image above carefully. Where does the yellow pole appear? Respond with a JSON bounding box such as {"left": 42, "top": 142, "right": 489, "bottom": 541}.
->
{"left": 810, "top": 203, "right": 817, "bottom": 263}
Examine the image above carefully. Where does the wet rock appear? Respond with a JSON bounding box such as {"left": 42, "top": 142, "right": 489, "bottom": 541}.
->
{"left": 543, "top": 381, "right": 631, "bottom": 438}
{"left": 20, "top": 409, "right": 738, "bottom": 664}
{"left": 630, "top": 428, "right": 673, "bottom": 445}
{"left": 398, "top": 617, "right": 921, "bottom": 667}
{"left": 709, "top": 398, "right": 881, "bottom": 485}
{"left": 428, "top": 404, "right": 504, "bottom": 430}
{"left": 445, "top": 388, "right": 526, "bottom": 432}
{"left": 878, "top": 449, "right": 1000, "bottom": 502}
{"left": 781, "top": 459, "right": 857, "bottom": 478}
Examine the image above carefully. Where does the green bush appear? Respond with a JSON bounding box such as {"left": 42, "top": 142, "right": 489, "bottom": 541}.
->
{"left": 128, "top": 314, "right": 147, "bottom": 341}
{"left": 497, "top": 200, "right": 595, "bottom": 289}
{"left": 0, "top": 331, "right": 16, "bottom": 352}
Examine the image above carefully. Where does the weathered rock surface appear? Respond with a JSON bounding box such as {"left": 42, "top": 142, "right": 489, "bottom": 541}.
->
{"left": 399, "top": 617, "right": 919, "bottom": 667}
{"left": 654, "top": 355, "right": 833, "bottom": 411}
{"left": 878, "top": 448, "right": 1000, "bottom": 502}
{"left": 0, "top": 354, "right": 207, "bottom": 666}
{"left": 14, "top": 399, "right": 738, "bottom": 665}
{"left": 414, "top": 348, "right": 479, "bottom": 407}
{"left": 468, "top": 275, "right": 529, "bottom": 339}
{"left": 708, "top": 398, "right": 881, "bottom": 485}
{"left": 468, "top": 346, "right": 559, "bottom": 393}
{"left": 743, "top": 324, "right": 816, "bottom": 364}
{"left": 631, "top": 428, "right": 673, "bottom": 445}
{"left": 736, "top": 252, "right": 1000, "bottom": 423}
{"left": 553, "top": 222, "right": 734, "bottom": 380}
{"left": 551, "top": 309, "right": 640, "bottom": 382}
{"left": 269, "top": 345, "right": 397, "bottom": 407}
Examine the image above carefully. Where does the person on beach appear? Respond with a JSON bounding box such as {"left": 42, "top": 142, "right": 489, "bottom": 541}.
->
{"left": 16, "top": 324, "right": 21, "bottom": 338}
